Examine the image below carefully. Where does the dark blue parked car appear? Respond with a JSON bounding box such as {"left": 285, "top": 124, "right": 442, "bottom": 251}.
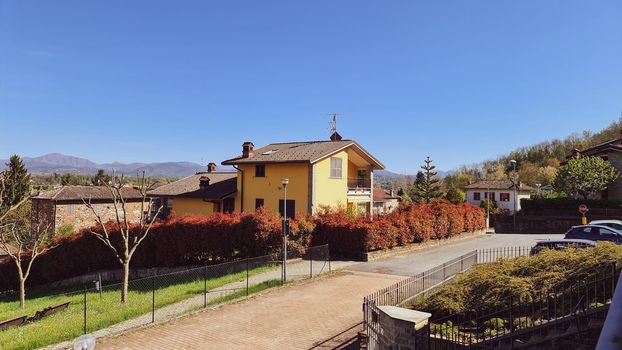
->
{"left": 564, "top": 225, "right": 622, "bottom": 243}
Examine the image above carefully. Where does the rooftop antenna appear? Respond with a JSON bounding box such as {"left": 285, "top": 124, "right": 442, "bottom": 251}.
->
{"left": 327, "top": 113, "right": 340, "bottom": 137}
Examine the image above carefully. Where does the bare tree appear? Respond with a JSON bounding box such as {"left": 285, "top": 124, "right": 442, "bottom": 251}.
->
{"left": 83, "top": 171, "right": 162, "bottom": 303}
{"left": 0, "top": 171, "right": 53, "bottom": 309}
{"left": 0, "top": 221, "right": 53, "bottom": 309}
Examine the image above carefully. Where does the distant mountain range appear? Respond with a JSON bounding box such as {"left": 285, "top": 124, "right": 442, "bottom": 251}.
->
{"left": 0, "top": 153, "right": 206, "bottom": 178}
{"left": 0, "top": 153, "right": 447, "bottom": 179}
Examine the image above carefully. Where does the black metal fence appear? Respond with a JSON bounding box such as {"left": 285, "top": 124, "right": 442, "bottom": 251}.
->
{"left": 363, "top": 246, "right": 537, "bottom": 349}
{"left": 0, "top": 245, "right": 331, "bottom": 349}
{"left": 363, "top": 251, "right": 478, "bottom": 347}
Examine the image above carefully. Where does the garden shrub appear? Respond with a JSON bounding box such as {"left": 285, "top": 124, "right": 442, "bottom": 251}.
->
{"left": 411, "top": 243, "right": 622, "bottom": 318}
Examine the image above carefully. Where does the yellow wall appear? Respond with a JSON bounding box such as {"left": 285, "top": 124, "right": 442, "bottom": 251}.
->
{"left": 314, "top": 150, "right": 348, "bottom": 212}
{"left": 173, "top": 198, "right": 217, "bottom": 216}
{"left": 348, "top": 159, "right": 358, "bottom": 179}
{"left": 236, "top": 163, "right": 310, "bottom": 215}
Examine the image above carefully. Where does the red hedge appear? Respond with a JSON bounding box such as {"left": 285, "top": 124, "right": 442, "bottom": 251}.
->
{"left": 310, "top": 201, "right": 486, "bottom": 259}
{"left": 0, "top": 202, "right": 485, "bottom": 291}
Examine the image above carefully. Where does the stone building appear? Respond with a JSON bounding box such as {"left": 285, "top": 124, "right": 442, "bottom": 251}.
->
{"left": 31, "top": 186, "right": 146, "bottom": 234}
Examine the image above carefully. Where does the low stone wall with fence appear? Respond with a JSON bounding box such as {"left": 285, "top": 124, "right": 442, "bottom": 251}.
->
{"left": 362, "top": 246, "right": 533, "bottom": 350}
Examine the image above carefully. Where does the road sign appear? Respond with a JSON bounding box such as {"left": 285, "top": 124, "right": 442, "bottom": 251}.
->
{"left": 579, "top": 204, "right": 589, "bottom": 214}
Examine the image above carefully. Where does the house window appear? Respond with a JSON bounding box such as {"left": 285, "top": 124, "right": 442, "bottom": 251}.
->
{"left": 223, "top": 198, "right": 235, "bottom": 214}
{"left": 484, "top": 192, "right": 496, "bottom": 201}
{"left": 279, "top": 199, "right": 295, "bottom": 219}
{"left": 67, "top": 204, "right": 74, "bottom": 216}
{"left": 500, "top": 193, "right": 510, "bottom": 202}
{"left": 255, "top": 165, "right": 265, "bottom": 177}
{"left": 255, "top": 198, "right": 264, "bottom": 210}
{"left": 473, "top": 192, "right": 481, "bottom": 201}
{"left": 330, "top": 157, "right": 343, "bottom": 178}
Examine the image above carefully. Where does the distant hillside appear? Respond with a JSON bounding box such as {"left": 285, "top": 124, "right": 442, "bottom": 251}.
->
{"left": 375, "top": 169, "right": 448, "bottom": 179}
{"left": 453, "top": 117, "right": 622, "bottom": 186}
{"left": 0, "top": 153, "right": 206, "bottom": 177}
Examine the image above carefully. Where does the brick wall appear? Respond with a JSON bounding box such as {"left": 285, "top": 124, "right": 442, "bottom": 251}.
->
{"left": 54, "top": 201, "right": 146, "bottom": 232}
{"left": 31, "top": 199, "right": 55, "bottom": 233}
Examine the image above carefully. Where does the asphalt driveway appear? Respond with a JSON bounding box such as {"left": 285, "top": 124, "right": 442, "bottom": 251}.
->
{"left": 345, "top": 233, "right": 564, "bottom": 276}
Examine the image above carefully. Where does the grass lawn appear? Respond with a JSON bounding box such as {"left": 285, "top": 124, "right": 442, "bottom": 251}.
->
{"left": 0, "top": 264, "right": 280, "bottom": 350}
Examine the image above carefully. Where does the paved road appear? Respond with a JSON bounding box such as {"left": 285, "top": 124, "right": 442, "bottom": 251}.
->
{"left": 345, "top": 233, "right": 564, "bottom": 276}
{"left": 92, "top": 233, "right": 565, "bottom": 349}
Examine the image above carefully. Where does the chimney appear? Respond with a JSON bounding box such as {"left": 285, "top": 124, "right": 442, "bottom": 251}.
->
{"left": 207, "top": 162, "right": 217, "bottom": 173}
{"left": 571, "top": 148, "right": 581, "bottom": 159}
{"left": 330, "top": 132, "right": 342, "bottom": 141}
{"left": 199, "top": 176, "right": 210, "bottom": 189}
{"left": 242, "top": 142, "right": 254, "bottom": 158}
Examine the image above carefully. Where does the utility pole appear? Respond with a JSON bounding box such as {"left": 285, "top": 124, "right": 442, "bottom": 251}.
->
{"left": 510, "top": 159, "right": 518, "bottom": 233}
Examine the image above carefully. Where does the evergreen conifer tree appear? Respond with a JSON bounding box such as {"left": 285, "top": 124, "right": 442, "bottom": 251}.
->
{"left": 413, "top": 156, "right": 442, "bottom": 203}
{"left": 1, "top": 155, "right": 31, "bottom": 207}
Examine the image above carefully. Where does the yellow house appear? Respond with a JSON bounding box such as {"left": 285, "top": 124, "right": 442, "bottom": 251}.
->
{"left": 221, "top": 133, "right": 385, "bottom": 217}
{"left": 149, "top": 163, "right": 237, "bottom": 217}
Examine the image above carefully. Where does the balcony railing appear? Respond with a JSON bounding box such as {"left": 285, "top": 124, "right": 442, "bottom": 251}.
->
{"left": 348, "top": 177, "right": 371, "bottom": 192}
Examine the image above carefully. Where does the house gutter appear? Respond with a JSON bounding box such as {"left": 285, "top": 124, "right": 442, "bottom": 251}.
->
{"left": 232, "top": 165, "right": 244, "bottom": 212}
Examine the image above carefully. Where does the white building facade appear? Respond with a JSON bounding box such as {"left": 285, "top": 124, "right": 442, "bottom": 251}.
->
{"left": 464, "top": 180, "right": 533, "bottom": 214}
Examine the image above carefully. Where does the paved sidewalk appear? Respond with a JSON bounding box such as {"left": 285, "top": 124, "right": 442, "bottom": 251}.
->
{"left": 46, "top": 259, "right": 354, "bottom": 350}
{"left": 97, "top": 271, "right": 404, "bottom": 350}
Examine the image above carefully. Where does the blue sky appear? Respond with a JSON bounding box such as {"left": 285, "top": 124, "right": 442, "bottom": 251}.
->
{"left": 1, "top": 1, "right": 621, "bottom": 173}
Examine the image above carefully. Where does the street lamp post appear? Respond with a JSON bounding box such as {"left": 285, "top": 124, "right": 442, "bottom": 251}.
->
{"left": 281, "top": 178, "right": 289, "bottom": 283}
{"left": 510, "top": 160, "right": 517, "bottom": 232}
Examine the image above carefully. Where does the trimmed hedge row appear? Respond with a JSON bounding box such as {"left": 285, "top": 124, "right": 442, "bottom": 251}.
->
{"left": 311, "top": 202, "right": 485, "bottom": 259}
{"left": 0, "top": 202, "right": 485, "bottom": 291}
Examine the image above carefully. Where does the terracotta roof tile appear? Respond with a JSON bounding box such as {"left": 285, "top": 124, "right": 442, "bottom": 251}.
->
{"left": 32, "top": 186, "right": 143, "bottom": 201}
{"left": 373, "top": 188, "right": 400, "bottom": 202}
{"left": 221, "top": 140, "right": 384, "bottom": 168}
{"left": 463, "top": 180, "right": 534, "bottom": 191}
{"left": 149, "top": 172, "right": 237, "bottom": 199}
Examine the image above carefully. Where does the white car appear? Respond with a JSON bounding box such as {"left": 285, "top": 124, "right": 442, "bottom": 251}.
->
{"left": 589, "top": 220, "right": 622, "bottom": 230}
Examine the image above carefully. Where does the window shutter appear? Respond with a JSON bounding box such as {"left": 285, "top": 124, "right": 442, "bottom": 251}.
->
{"left": 330, "top": 157, "right": 342, "bottom": 178}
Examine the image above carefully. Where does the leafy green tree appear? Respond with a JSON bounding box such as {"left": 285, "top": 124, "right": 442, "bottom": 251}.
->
{"left": 553, "top": 156, "right": 619, "bottom": 199}
{"left": 91, "top": 169, "right": 111, "bottom": 186}
{"left": 412, "top": 157, "right": 442, "bottom": 203}
{"left": 60, "top": 173, "right": 79, "bottom": 186}
{"left": 1, "top": 155, "right": 31, "bottom": 208}
{"left": 445, "top": 187, "right": 466, "bottom": 204}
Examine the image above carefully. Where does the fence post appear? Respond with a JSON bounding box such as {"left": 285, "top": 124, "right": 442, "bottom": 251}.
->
{"left": 98, "top": 273, "right": 103, "bottom": 299}
{"left": 204, "top": 262, "right": 208, "bottom": 308}
{"left": 310, "top": 248, "right": 313, "bottom": 278}
{"left": 83, "top": 285, "right": 87, "bottom": 335}
{"left": 328, "top": 247, "right": 332, "bottom": 273}
{"left": 246, "top": 257, "right": 249, "bottom": 296}
{"left": 509, "top": 294, "right": 514, "bottom": 334}
{"left": 152, "top": 271, "right": 156, "bottom": 323}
